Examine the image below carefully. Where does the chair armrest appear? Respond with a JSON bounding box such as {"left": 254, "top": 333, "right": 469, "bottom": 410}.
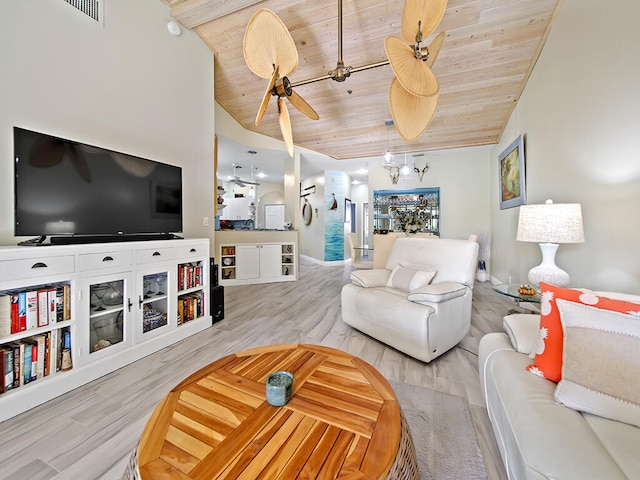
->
{"left": 350, "top": 269, "right": 390, "bottom": 288}
{"left": 502, "top": 314, "right": 540, "bottom": 355}
{"left": 407, "top": 281, "right": 468, "bottom": 304}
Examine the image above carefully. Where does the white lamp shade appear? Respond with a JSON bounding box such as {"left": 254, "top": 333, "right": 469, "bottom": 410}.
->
{"left": 517, "top": 199, "right": 585, "bottom": 290}
{"left": 517, "top": 201, "right": 585, "bottom": 244}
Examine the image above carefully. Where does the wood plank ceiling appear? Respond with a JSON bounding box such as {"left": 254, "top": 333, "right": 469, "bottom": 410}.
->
{"left": 162, "top": 0, "right": 560, "bottom": 160}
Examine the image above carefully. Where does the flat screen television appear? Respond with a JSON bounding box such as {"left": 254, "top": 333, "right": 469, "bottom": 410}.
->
{"left": 14, "top": 127, "right": 183, "bottom": 244}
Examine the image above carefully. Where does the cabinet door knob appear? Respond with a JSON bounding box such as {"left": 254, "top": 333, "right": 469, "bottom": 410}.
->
{"left": 138, "top": 295, "right": 144, "bottom": 308}
{"left": 102, "top": 256, "right": 114, "bottom": 262}
{"left": 128, "top": 298, "right": 133, "bottom": 312}
{"left": 152, "top": 251, "right": 161, "bottom": 257}
{"left": 31, "top": 262, "right": 48, "bottom": 269}
{"left": 190, "top": 248, "right": 196, "bottom": 253}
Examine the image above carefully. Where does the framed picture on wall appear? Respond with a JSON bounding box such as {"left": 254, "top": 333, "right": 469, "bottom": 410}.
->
{"left": 499, "top": 134, "right": 526, "bottom": 209}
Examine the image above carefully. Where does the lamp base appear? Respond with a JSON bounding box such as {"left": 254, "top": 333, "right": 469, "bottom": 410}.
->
{"left": 528, "top": 243, "right": 570, "bottom": 290}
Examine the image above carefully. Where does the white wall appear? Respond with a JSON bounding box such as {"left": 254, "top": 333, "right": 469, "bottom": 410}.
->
{"left": 490, "top": 0, "right": 640, "bottom": 293}
{"left": 299, "top": 173, "right": 326, "bottom": 260}
{"left": 0, "top": 0, "right": 215, "bottom": 246}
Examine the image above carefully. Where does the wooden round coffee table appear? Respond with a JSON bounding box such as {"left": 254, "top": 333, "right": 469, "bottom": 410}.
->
{"left": 125, "top": 343, "right": 418, "bottom": 479}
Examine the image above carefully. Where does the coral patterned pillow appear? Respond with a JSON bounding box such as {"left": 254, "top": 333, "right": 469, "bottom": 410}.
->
{"left": 526, "top": 283, "right": 640, "bottom": 382}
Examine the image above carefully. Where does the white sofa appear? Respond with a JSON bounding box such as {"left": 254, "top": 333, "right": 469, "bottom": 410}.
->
{"left": 341, "top": 236, "right": 478, "bottom": 363}
{"left": 479, "top": 313, "right": 640, "bottom": 479}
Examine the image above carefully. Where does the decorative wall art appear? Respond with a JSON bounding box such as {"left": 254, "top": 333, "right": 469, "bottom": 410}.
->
{"left": 499, "top": 134, "right": 526, "bottom": 210}
{"left": 302, "top": 198, "right": 312, "bottom": 226}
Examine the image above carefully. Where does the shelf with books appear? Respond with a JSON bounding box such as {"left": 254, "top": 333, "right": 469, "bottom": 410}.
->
{"left": 0, "top": 280, "right": 74, "bottom": 395}
{"left": 0, "top": 282, "right": 72, "bottom": 339}
{"left": 0, "top": 323, "right": 73, "bottom": 396}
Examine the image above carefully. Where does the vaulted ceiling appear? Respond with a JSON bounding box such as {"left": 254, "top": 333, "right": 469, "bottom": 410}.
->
{"left": 162, "top": 0, "right": 560, "bottom": 160}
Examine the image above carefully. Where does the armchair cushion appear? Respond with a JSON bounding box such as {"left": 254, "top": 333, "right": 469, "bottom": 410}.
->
{"left": 407, "top": 281, "right": 467, "bottom": 304}
{"left": 349, "top": 269, "right": 390, "bottom": 288}
{"left": 386, "top": 265, "right": 436, "bottom": 292}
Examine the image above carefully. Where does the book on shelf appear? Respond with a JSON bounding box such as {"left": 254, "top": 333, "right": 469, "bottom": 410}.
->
{"left": 49, "top": 329, "right": 59, "bottom": 373}
{"left": 0, "top": 347, "right": 13, "bottom": 394}
{"left": 0, "top": 295, "right": 11, "bottom": 338}
{"left": 22, "top": 342, "right": 32, "bottom": 385}
{"left": 37, "top": 290, "right": 49, "bottom": 327}
{"left": 33, "top": 335, "right": 46, "bottom": 380}
{"left": 47, "top": 288, "right": 57, "bottom": 325}
{"left": 17, "top": 292, "right": 27, "bottom": 333}
{"left": 25, "top": 290, "right": 38, "bottom": 330}
{"left": 6, "top": 342, "right": 20, "bottom": 388}
{"left": 63, "top": 285, "right": 71, "bottom": 321}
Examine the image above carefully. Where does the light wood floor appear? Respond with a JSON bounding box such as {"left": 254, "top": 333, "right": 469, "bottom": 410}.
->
{"left": 0, "top": 258, "right": 514, "bottom": 480}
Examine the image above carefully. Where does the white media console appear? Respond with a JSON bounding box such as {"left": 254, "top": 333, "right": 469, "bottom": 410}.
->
{"left": 0, "top": 238, "right": 211, "bottom": 421}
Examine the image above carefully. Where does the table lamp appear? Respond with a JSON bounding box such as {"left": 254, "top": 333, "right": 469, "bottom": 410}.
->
{"left": 517, "top": 199, "right": 584, "bottom": 289}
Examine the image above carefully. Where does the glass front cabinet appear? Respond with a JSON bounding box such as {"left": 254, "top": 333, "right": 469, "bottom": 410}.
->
{"left": 79, "top": 273, "right": 133, "bottom": 365}
{"left": 373, "top": 187, "right": 440, "bottom": 235}
{"left": 137, "top": 269, "right": 170, "bottom": 342}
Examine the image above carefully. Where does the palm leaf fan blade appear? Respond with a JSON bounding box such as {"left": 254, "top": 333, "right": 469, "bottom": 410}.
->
{"left": 288, "top": 89, "right": 319, "bottom": 120}
{"left": 256, "top": 66, "right": 279, "bottom": 126}
{"left": 385, "top": 36, "right": 439, "bottom": 97}
{"left": 243, "top": 8, "right": 298, "bottom": 79}
{"left": 401, "top": 0, "right": 448, "bottom": 44}
{"left": 425, "top": 31, "right": 445, "bottom": 68}
{"left": 278, "top": 98, "right": 294, "bottom": 157}
{"left": 389, "top": 78, "right": 439, "bottom": 143}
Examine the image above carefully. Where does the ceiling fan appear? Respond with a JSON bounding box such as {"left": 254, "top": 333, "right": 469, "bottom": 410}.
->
{"left": 229, "top": 164, "right": 260, "bottom": 187}
{"left": 243, "top": 8, "right": 319, "bottom": 158}
{"left": 385, "top": 0, "right": 447, "bottom": 142}
{"left": 243, "top": 0, "right": 447, "bottom": 151}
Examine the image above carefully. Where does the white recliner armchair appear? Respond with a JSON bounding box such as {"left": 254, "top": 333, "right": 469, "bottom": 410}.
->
{"left": 341, "top": 236, "right": 478, "bottom": 363}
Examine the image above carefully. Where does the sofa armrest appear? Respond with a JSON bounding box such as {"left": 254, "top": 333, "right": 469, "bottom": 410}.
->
{"left": 350, "top": 269, "right": 390, "bottom": 288}
{"left": 502, "top": 314, "right": 540, "bottom": 355}
{"left": 407, "top": 281, "right": 468, "bottom": 304}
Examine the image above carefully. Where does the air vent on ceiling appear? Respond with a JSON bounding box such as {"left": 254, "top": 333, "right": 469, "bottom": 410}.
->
{"left": 63, "top": 0, "right": 102, "bottom": 23}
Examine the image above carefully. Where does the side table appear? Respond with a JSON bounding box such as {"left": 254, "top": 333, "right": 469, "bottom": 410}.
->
{"left": 493, "top": 283, "right": 540, "bottom": 314}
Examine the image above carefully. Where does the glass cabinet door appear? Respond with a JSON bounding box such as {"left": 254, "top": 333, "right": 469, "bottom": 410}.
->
{"left": 89, "top": 280, "right": 125, "bottom": 353}
{"left": 76, "top": 273, "right": 133, "bottom": 366}
{"left": 137, "top": 270, "right": 170, "bottom": 341}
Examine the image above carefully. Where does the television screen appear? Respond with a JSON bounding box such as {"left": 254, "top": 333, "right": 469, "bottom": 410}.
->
{"left": 14, "top": 127, "right": 183, "bottom": 239}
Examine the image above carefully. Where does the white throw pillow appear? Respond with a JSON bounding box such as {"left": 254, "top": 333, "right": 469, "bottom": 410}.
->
{"left": 386, "top": 265, "right": 436, "bottom": 292}
{"left": 554, "top": 299, "right": 640, "bottom": 428}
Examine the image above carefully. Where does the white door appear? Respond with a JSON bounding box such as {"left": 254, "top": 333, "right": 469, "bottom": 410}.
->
{"left": 235, "top": 245, "right": 260, "bottom": 279}
{"left": 259, "top": 244, "right": 282, "bottom": 278}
